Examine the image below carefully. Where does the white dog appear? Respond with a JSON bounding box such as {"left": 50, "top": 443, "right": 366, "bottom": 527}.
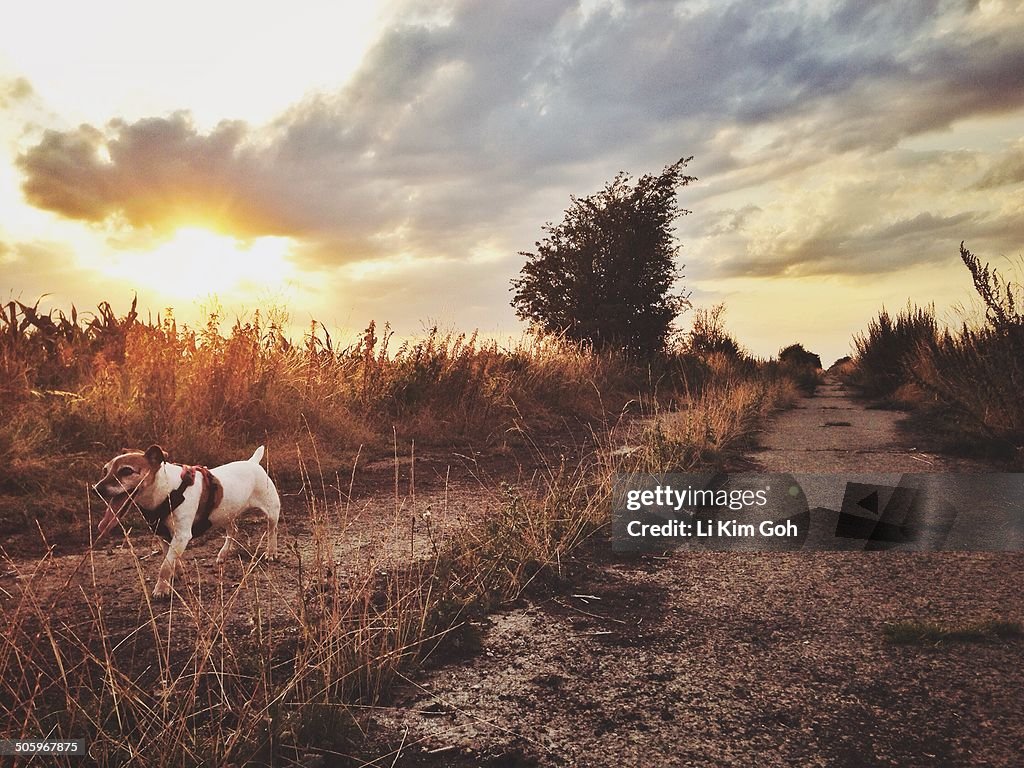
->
{"left": 93, "top": 445, "right": 280, "bottom": 598}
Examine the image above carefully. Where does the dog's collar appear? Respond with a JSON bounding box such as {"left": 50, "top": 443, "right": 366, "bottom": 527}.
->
{"left": 140, "top": 465, "right": 222, "bottom": 542}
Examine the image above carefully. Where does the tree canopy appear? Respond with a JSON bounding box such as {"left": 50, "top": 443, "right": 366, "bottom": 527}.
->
{"left": 510, "top": 158, "right": 695, "bottom": 356}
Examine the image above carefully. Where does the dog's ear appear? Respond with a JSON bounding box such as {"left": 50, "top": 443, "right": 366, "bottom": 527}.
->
{"left": 145, "top": 444, "right": 167, "bottom": 467}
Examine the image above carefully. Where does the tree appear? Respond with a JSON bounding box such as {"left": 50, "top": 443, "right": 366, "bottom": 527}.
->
{"left": 510, "top": 158, "right": 696, "bottom": 356}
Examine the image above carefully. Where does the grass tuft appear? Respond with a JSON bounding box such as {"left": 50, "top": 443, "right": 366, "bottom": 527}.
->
{"left": 884, "top": 620, "right": 1022, "bottom": 646}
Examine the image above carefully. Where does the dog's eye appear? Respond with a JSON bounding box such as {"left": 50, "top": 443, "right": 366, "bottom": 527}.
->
{"left": 117, "top": 467, "right": 135, "bottom": 478}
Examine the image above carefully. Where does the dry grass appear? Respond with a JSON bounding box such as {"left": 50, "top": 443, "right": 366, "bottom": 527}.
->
{"left": 0, "top": 296, "right": 813, "bottom": 764}
{"left": 0, "top": 381, "right": 798, "bottom": 765}
{"left": 0, "top": 301, "right": 642, "bottom": 530}
{"left": 636, "top": 360, "right": 802, "bottom": 471}
{"left": 844, "top": 244, "right": 1024, "bottom": 461}
{"left": 0, "top": 435, "right": 622, "bottom": 766}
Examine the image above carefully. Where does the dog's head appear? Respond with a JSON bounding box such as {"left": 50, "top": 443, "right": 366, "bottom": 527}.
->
{"left": 92, "top": 445, "right": 168, "bottom": 538}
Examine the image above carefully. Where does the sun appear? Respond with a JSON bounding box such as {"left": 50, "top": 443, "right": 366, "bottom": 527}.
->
{"left": 108, "top": 227, "right": 297, "bottom": 302}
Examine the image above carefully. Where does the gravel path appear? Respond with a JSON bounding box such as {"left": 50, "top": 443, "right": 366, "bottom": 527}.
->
{"left": 375, "top": 379, "right": 1024, "bottom": 767}
{"left": 754, "top": 375, "right": 984, "bottom": 473}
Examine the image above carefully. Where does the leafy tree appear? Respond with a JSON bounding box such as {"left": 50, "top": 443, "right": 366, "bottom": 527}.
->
{"left": 511, "top": 158, "right": 696, "bottom": 355}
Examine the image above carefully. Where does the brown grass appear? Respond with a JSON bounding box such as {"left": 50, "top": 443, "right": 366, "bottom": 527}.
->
{"left": 0, "top": 430, "right": 622, "bottom": 765}
{"left": 843, "top": 244, "right": 1024, "bottom": 461}
{"left": 0, "top": 296, "right": 811, "bottom": 765}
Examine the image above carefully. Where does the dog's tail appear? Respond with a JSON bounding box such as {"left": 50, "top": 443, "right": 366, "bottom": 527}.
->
{"left": 249, "top": 445, "right": 266, "bottom": 465}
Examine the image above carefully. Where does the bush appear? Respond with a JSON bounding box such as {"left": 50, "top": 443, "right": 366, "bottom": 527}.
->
{"left": 512, "top": 159, "right": 695, "bottom": 355}
{"left": 850, "top": 304, "right": 938, "bottom": 400}
{"left": 687, "top": 303, "right": 742, "bottom": 358}
{"left": 848, "top": 243, "right": 1024, "bottom": 461}
{"left": 777, "top": 343, "right": 823, "bottom": 394}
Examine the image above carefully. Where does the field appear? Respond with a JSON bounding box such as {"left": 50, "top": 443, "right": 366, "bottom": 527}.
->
{"left": 2, "top": 247, "right": 1023, "bottom": 765}
{"left": 1, "top": 298, "right": 813, "bottom": 765}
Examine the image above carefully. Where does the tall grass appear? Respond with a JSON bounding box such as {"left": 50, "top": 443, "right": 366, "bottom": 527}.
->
{"left": 1, "top": 296, "right": 816, "bottom": 529}
{"left": 846, "top": 243, "right": 1024, "bottom": 459}
{"left": 0, "top": 295, "right": 809, "bottom": 764}
{"left": 0, "top": 302, "right": 640, "bottom": 527}
{"left": 0, "top": 433, "right": 619, "bottom": 766}
{"left": 907, "top": 245, "right": 1024, "bottom": 451}
{"left": 849, "top": 303, "right": 939, "bottom": 400}
{"left": 2, "top": 306, "right": 631, "bottom": 463}
{"left": 637, "top": 361, "right": 802, "bottom": 471}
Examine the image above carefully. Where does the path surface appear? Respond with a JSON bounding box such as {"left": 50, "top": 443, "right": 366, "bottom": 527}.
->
{"left": 754, "top": 374, "right": 981, "bottom": 473}
{"left": 376, "top": 380, "right": 1024, "bottom": 767}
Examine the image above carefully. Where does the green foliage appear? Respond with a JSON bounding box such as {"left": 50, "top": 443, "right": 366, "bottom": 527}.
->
{"left": 511, "top": 158, "right": 696, "bottom": 356}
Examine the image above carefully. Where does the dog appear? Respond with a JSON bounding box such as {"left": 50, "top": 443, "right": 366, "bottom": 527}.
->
{"left": 92, "top": 444, "right": 280, "bottom": 598}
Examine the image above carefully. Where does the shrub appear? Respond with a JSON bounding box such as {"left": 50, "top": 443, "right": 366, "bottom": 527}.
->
{"left": 687, "top": 303, "right": 742, "bottom": 358}
{"left": 848, "top": 243, "right": 1024, "bottom": 461}
{"left": 777, "top": 343, "right": 823, "bottom": 394}
{"left": 850, "top": 304, "right": 938, "bottom": 400}
{"left": 511, "top": 159, "right": 695, "bottom": 355}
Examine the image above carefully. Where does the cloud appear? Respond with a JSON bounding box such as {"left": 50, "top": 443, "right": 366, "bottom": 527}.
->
{"left": 16, "top": 114, "right": 302, "bottom": 238}
{"left": 680, "top": 132, "right": 1024, "bottom": 282}
{"left": 0, "top": 76, "right": 33, "bottom": 107}
{"left": 973, "top": 139, "right": 1024, "bottom": 189}
{"left": 12, "top": 0, "right": 1024, "bottom": 287}
{"left": 0, "top": 240, "right": 114, "bottom": 309}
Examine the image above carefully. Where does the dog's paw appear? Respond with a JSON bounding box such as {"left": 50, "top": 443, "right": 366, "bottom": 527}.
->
{"left": 266, "top": 550, "right": 280, "bottom": 562}
{"left": 152, "top": 583, "right": 172, "bottom": 599}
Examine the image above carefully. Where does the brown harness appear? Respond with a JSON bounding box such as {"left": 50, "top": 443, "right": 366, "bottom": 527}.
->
{"left": 140, "top": 465, "right": 223, "bottom": 542}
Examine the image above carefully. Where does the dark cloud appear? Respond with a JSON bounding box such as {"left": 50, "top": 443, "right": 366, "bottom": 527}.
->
{"left": 16, "top": 114, "right": 304, "bottom": 237}
{"left": 712, "top": 207, "right": 1024, "bottom": 279}
{"left": 13, "top": 0, "right": 1024, "bottom": 282}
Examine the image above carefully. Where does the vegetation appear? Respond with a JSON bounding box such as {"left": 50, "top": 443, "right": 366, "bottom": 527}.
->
{"left": 0, "top": 288, "right": 814, "bottom": 765}
{"left": 511, "top": 159, "right": 696, "bottom": 355}
{"left": 777, "top": 343, "right": 823, "bottom": 395}
{"left": 687, "top": 303, "right": 742, "bottom": 358}
{"left": 778, "top": 343, "right": 821, "bottom": 371}
{"left": 0, "top": 447, "right": 614, "bottom": 766}
{"left": 848, "top": 303, "right": 938, "bottom": 401}
{"left": 843, "top": 242, "right": 1024, "bottom": 462}
{"left": 884, "top": 620, "right": 1021, "bottom": 646}
{"left": 0, "top": 300, "right": 632, "bottom": 526}
{"left": 0, "top": 293, "right": 816, "bottom": 530}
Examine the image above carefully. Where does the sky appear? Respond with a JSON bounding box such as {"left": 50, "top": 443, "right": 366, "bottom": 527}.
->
{"left": 2, "top": 0, "right": 1023, "bottom": 365}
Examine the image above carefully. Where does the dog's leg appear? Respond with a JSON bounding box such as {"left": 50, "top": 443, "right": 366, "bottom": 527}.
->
{"left": 264, "top": 488, "right": 281, "bottom": 561}
{"left": 216, "top": 524, "right": 238, "bottom": 564}
{"left": 154, "top": 533, "right": 191, "bottom": 598}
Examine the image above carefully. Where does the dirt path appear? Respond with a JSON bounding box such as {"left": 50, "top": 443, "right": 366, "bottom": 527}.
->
{"left": 752, "top": 374, "right": 984, "bottom": 473}
{"left": 373, "top": 380, "right": 1024, "bottom": 767}
{"left": 0, "top": 449, "right": 526, "bottom": 655}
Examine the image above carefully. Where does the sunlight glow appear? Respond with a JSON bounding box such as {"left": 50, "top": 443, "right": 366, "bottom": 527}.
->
{"left": 103, "top": 228, "right": 297, "bottom": 301}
